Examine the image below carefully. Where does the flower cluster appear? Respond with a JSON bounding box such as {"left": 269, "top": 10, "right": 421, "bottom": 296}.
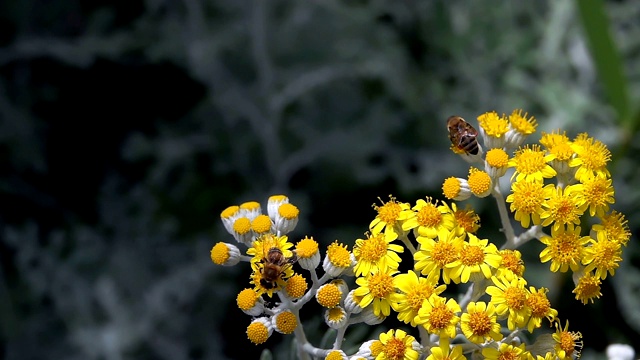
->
{"left": 211, "top": 110, "right": 629, "bottom": 359}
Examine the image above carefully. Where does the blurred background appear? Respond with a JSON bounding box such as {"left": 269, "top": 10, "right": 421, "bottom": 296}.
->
{"left": 1, "top": 0, "right": 640, "bottom": 359}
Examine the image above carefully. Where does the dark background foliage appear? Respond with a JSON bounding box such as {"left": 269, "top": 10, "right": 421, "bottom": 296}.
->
{"left": 1, "top": 1, "right": 640, "bottom": 359}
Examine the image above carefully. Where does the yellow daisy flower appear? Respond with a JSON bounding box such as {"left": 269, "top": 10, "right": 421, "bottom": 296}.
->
{"left": 482, "top": 342, "right": 531, "bottom": 360}
{"left": 370, "top": 196, "right": 412, "bottom": 241}
{"left": 376, "top": 329, "right": 420, "bottom": 360}
{"left": 582, "top": 231, "right": 622, "bottom": 279}
{"left": 540, "top": 184, "right": 584, "bottom": 230}
{"left": 592, "top": 210, "right": 631, "bottom": 246}
{"left": 402, "top": 197, "right": 455, "bottom": 239}
{"left": 353, "top": 232, "right": 404, "bottom": 276}
{"left": 414, "top": 229, "right": 465, "bottom": 284}
{"left": 486, "top": 275, "right": 529, "bottom": 331}
{"left": 426, "top": 340, "right": 466, "bottom": 360}
{"left": 570, "top": 133, "right": 611, "bottom": 181}
{"left": 445, "top": 234, "right": 502, "bottom": 284}
{"left": 391, "top": 270, "right": 446, "bottom": 327}
{"left": 449, "top": 202, "right": 480, "bottom": 234}
{"left": 552, "top": 320, "right": 583, "bottom": 360}
{"left": 415, "top": 295, "right": 461, "bottom": 339}
{"left": 354, "top": 268, "right": 401, "bottom": 317}
{"left": 525, "top": 287, "right": 558, "bottom": 333}
{"left": 539, "top": 225, "right": 590, "bottom": 273}
{"left": 572, "top": 271, "right": 602, "bottom": 304}
{"left": 460, "top": 301, "right": 503, "bottom": 344}
{"left": 508, "top": 144, "right": 557, "bottom": 183}
{"left": 506, "top": 179, "right": 545, "bottom": 229}
{"left": 575, "top": 175, "right": 615, "bottom": 217}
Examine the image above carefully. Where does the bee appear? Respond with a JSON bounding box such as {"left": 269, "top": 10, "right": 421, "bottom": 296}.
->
{"left": 259, "top": 247, "right": 298, "bottom": 289}
{"left": 447, "top": 115, "right": 480, "bottom": 155}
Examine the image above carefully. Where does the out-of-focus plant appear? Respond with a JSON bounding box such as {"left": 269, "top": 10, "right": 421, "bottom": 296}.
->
{"left": 212, "top": 109, "right": 632, "bottom": 359}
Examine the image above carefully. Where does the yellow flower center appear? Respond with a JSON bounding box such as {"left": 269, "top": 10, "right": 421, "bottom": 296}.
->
{"left": 317, "top": 284, "right": 342, "bottom": 308}
{"left": 600, "top": 211, "right": 631, "bottom": 245}
{"left": 578, "top": 140, "right": 610, "bottom": 170}
{"left": 582, "top": 177, "right": 612, "bottom": 207}
{"left": 275, "top": 311, "right": 297, "bottom": 334}
{"left": 526, "top": 290, "right": 551, "bottom": 317}
{"left": 236, "top": 288, "right": 259, "bottom": 310}
{"left": 509, "top": 109, "right": 537, "bottom": 134}
{"left": 498, "top": 349, "right": 519, "bottom": 360}
{"left": 370, "top": 341, "right": 384, "bottom": 357}
{"left": 432, "top": 240, "right": 460, "bottom": 267}
{"left": 486, "top": 148, "right": 509, "bottom": 168}
{"left": 468, "top": 311, "right": 492, "bottom": 336}
{"left": 416, "top": 203, "right": 442, "bottom": 227}
{"left": 540, "top": 130, "right": 569, "bottom": 149}
{"left": 544, "top": 191, "right": 581, "bottom": 226}
{"left": 478, "top": 111, "right": 509, "bottom": 137}
{"left": 511, "top": 145, "right": 548, "bottom": 175}
{"left": 296, "top": 237, "right": 319, "bottom": 258}
{"left": 429, "top": 302, "right": 454, "bottom": 330}
{"left": 558, "top": 331, "right": 579, "bottom": 358}
{"left": 327, "top": 307, "right": 345, "bottom": 322}
{"left": 590, "top": 239, "right": 620, "bottom": 269}
{"left": 240, "top": 201, "right": 260, "bottom": 212}
{"left": 406, "top": 284, "right": 434, "bottom": 312}
{"left": 368, "top": 272, "right": 395, "bottom": 299}
{"left": 327, "top": 241, "right": 351, "bottom": 267}
{"left": 375, "top": 198, "right": 402, "bottom": 225}
{"left": 509, "top": 180, "right": 544, "bottom": 213}
{"left": 325, "top": 350, "right": 345, "bottom": 360}
{"left": 500, "top": 250, "right": 524, "bottom": 277}
{"left": 285, "top": 274, "right": 308, "bottom": 299}
{"left": 278, "top": 203, "right": 299, "bottom": 219}
{"left": 233, "top": 217, "right": 252, "bottom": 234}
{"left": 384, "top": 337, "right": 407, "bottom": 360}
{"left": 246, "top": 321, "right": 269, "bottom": 345}
{"left": 442, "top": 177, "right": 461, "bottom": 199}
{"left": 268, "top": 194, "right": 288, "bottom": 203}
{"left": 210, "top": 242, "right": 230, "bottom": 265}
{"left": 468, "top": 168, "right": 491, "bottom": 195}
{"left": 358, "top": 234, "right": 388, "bottom": 262}
{"left": 221, "top": 205, "right": 239, "bottom": 219}
{"left": 504, "top": 286, "right": 527, "bottom": 310}
{"left": 548, "top": 231, "right": 584, "bottom": 265}
{"left": 573, "top": 274, "right": 602, "bottom": 304}
{"left": 251, "top": 214, "right": 272, "bottom": 233}
{"left": 549, "top": 142, "right": 574, "bottom": 161}
{"left": 460, "top": 244, "right": 485, "bottom": 266}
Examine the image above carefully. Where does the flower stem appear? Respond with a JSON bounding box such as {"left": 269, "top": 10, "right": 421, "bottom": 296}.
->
{"left": 492, "top": 184, "right": 516, "bottom": 246}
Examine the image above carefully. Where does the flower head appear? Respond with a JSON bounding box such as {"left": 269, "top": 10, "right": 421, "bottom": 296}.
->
{"left": 377, "top": 329, "right": 420, "bottom": 360}
{"left": 506, "top": 109, "right": 538, "bottom": 148}
{"left": 506, "top": 179, "right": 545, "bottom": 229}
{"left": 236, "top": 288, "right": 264, "bottom": 316}
{"left": 540, "top": 184, "right": 584, "bottom": 230}
{"left": 497, "top": 249, "right": 525, "bottom": 280}
{"left": 285, "top": 273, "right": 308, "bottom": 299}
{"left": 231, "top": 217, "right": 253, "bottom": 245}
{"left": 324, "top": 306, "right": 347, "bottom": 329}
{"left": 485, "top": 148, "right": 510, "bottom": 178}
{"left": 239, "top": 201, "right": 262, "bottom": 220}
{"left": 509, "top": 144, "right": 557, "bottom": 183}
{"left": 539, "top": 225, "right": 590, "bottom": 273}
{"left": 370, "top": 196, "right": 412, "bottom": 241}
{"left": 450, "top": 203, "right": 480, "bottom": 234}
{"left": 274, "top": 203, "right": 299, "bottom": 234}
{"left": 251, "top": 214, "right": 273, "bottom": 235}
{"left": 525, "top": 287, "right": 557, "bottom": 333}
{"left": 220, "top": 205, "right": 241, "bottom": 234}
{"left": 570, "top": 133, "right": 611, "bottom": 181}
{"left": 593, "top": 210, "right": 631, "bottom": 246}
{"left": 246, "top": 317, "right": 273, "bottom": 345}
{"left": 415, "top": 295, "right": 461, "bottom": 339}
{"left": 353, "top": 232, "right": 404, "bottom": 276}
{"left": 210, "top": 242, "right": 241, "bottom": 266}
{"left": 426, "top": 340, "right": 466, "bottom": 360}
{"left": 442, "top": 177, "right": 471, "bottom": 201}
{"left": 354, "top": 268, "right": 400, "bottom": 317}
{"left": 478, "top": 111, "right": 509, "bottom": 149}
{"left": 460, "top": 301, "right": 503, "bottom": 344}
{"left": 402, "top": 197, "right": 455, "bottom": 239}
{"left": 272, "top": 310, "right": 297, "bottom": 334}
{"left": 576, "top": 175, "right": 615, "bottom": 217}
{"left": 540, "top": 130, "right": 574, "bottom": 174}
{"left": 267, "top": 195, "right": 289, "bottom": 220}
{"left": 323, "top": 241, "right": 353, "bottom": 277}
{"left": 482, "top": 342, "right": 531, "bottom": 360}
{"left": 316, "top": 283, "right": 343, "bottom": 308}
{"left": 467, "top": 167, "right": 492, "bottom": 198}
{"left": 325, "top": 350, "right": 348, "bottom": 360}
{"left": 391, "top": 270, "right": 446, "bottom": 326}
{"left": 552, "top": 320, "right": 583, "bottom": 359}
{"left": 582, "top": 231, "right": 622, "bottom": 279}
{"left": 446, "top": 234, "right": 502, "bottom": 284}
{"left": 573, "top": 271, "right": 602, "bottom": 304}
{"left": 414, "top": 229, "right": 464, "bottom": 284}
{"left": 296, "top": 236, "right": 321, "bottom": 270}
{"left": 486, "top": 275, "right": 529, "bottom": 330}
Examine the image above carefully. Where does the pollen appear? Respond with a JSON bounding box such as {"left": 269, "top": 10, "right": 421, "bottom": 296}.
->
{"left": 509, "top": 109, "right": 537, "bottom": 134}
{"left": 232, "top": 217, "right": 252, "bottom": 234}
{"left": 368, "top": 272, "right": 395, "bottom": 298}
{"left": 504, "top": 286, "right": 527, "bottom": 310}
{"left": 485, "top": 148, "right": 509, "bottom": 168}
{"left": 285, "top": 274, "right": 308, "bottom": 299}
{"left": 431, "top": 240, "right": 460, "bottom": 267}
{"left": 526, "top": 289, "right": 551, "bottom": 318}
{"left": 373, "top": 196, "right": 402, "bottom": 225}
{"left": 478, "top": 111, "right": 509, "bottom": 137}
{"left": 251, "top": 214, "right": 272, "bottom": 233}
{"left": 467, "top": 167, "right": 492, "bottom": 197}
{"left": 429, "top": 302, "right": 455, "bottom": 329}
{"left": 236, "top": 288, "right": 259, "bottom": 310}
{"left": 573, "top": 272, "right": 602, "bottom": 304}
{"left": 468, "top": 311, "right": 492, "bottom": 336}
{"left": 221, "top": 205, "right": 240, "bottom": 219}
{"left": 508, "top": 180, "right": 545, "bottom": 214}
{"left": 460, "top": 244, "right": 485, "bottom": 266}
{"left": 211, "top": 242, "right": 230, "bottom": 265}
{"left": 442, "top": 177, "right": 462, "bottom": 199}
{"left": 370, "top": 340, "right": 385, "bottom": 357}
{"left": 274, "top": 310, "right": 297, "bottom": 334}
{"left": 384, "top": 337, "right": 406, "bottom": 360}
{"left": 327, "top": 241, "right": 352, "bottom": 267}
{"left": 246, "top": 320, "right": 270, "bottom": 345}
{"left": 240, "top": 201, "right": 261, "bottom": 212}
{"left": 549, "top": 142, "right": 574, "bottom": 161}
{"left": 316, "top": 283, "right": 343, "bottom": 308}
{"left": 278, "top": 203, "right": 299, "bottom": 220}
{"left": 296, "top": 236, "right": 319, "bottom": 258}
{"left": 416, "top": 202, "right": 442, "bottom": 227}
{"left": 327, "top": 306, "right": 346, "bottom": 322}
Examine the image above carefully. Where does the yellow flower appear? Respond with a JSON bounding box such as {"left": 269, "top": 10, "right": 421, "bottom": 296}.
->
{"left": 539, "top": 225, "right": 590, "bottom": 273}
{"left": 391, "top": 270, "right": 446, "bottom": 327}
{"left": 325, "top": 350, "right": 348, "bottom": 360}
{"left": 460, "top": 301, "right": 502, "bottom": 344}
{"left": 353, "top": 232, "right": 404, "bottom": 276}
{"left": 540, "top": 130, "right": 574, "bottom": 174}
{"left": 402, "top": 197, "right": 455, "bottom": 238}
{"left": 370, "top": 196, "right": 412, "bottom": 241}
{"left": 552, "top": 320, "right": 583, "bottom": 360}
{"left": 377, "top": 329, "right": 420, "bottom": 360}
{"left": 575, "top": 175, "right": 615, "bottom": 217}
{"left": 316, "top": 283, "right": 343, "bottom": 308}
{"left": 482, "top": 342, "right": 531, "bottom": 360}
{"left": 506, "top": 179, "right": 545, "bottom": 228}
{"left": 486, "top": 275, "right": 529, "bottom": 331}
{"left": 540, "top": 184, "right": 584, "bottom": 230}
{"left": 354, "top": 268, "right": 400, "bottom": 317}
{"left": 508, "top": 144, "right": 557, "bottom": 183}
{"left": 246, "top": 317, "right": 273, "bottom": 345}
{"left": 247, "top": 234, "right": 295, "bottom": 262}
{"left": 442, "top": 177, "right": 471, "bottom": 201}
{"left": 582, "top": 231, "right": 622, "bottom": 279}
{"left": 415, "top": 295, "right": 461, "bottom": 339}
{"left": 508, "top": 109, "right": 537, "bottom": 136}
{"left": 296, "top": 236, "right": 320, "bottom": 270}
{"left": 324, "top": 306, "right": 347, "bottom": 329}
{"left": 467, "top": 167, "right": 492, "bottom": 198}
{"left": 285, "top": 274, "right": 308, "bottom": 299}
{"left": 426, "top": 340, "right": 466, "bottom": 360}
{"left": 592, "top": 210, "right": 631, "bottom": 246}
{"left": 572, "top": 271, "right": 602, "bottom": 304}
{"left": 445, "top": 234, "right": 502, "bottom": 284}
{"left": 210, "top": 242, "right": 241, "bottom": 266}
{"left": 570, "top": 133, "right": 611, "bottom": 181}
{"left": 323, "top": 241, "right": 353, "bottom": 277}
{"left": 477, "top": 111, "right": 509, "bottom": 149}
{"left": 484, "top": 148, "right": 510, "bottom": 178}
{"left": 251, "top": 214, "right": 273, "bottom": 235}
{"left": 239, "top": 201, "right": 262, "bottom": 220}
{"left": 450, "top": 202, "right": 480, "bottom": 234}
{"left": 220, "top": 205, "right": 241, "bottom": 234}
{"left": 525, "top": 287, "right": 557, "bottom": 333}
{"left": 236, "top": 288, "right": 263, "bottom": 316}
{"left": 496, "top": 249, "right": 525, "bottom": 280}
{"left": 272, "top": 310, "right": 297, "bottom": 334}
{"left": 414, "top": 229, "right": 464, "bottom": 284}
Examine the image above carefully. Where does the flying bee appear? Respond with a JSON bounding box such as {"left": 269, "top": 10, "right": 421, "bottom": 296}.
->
{"left": 259, "top": 247, "right": 298, "bottom": 290}
{"left": 447, "top": 115, "right": 480, "bottom": 155}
